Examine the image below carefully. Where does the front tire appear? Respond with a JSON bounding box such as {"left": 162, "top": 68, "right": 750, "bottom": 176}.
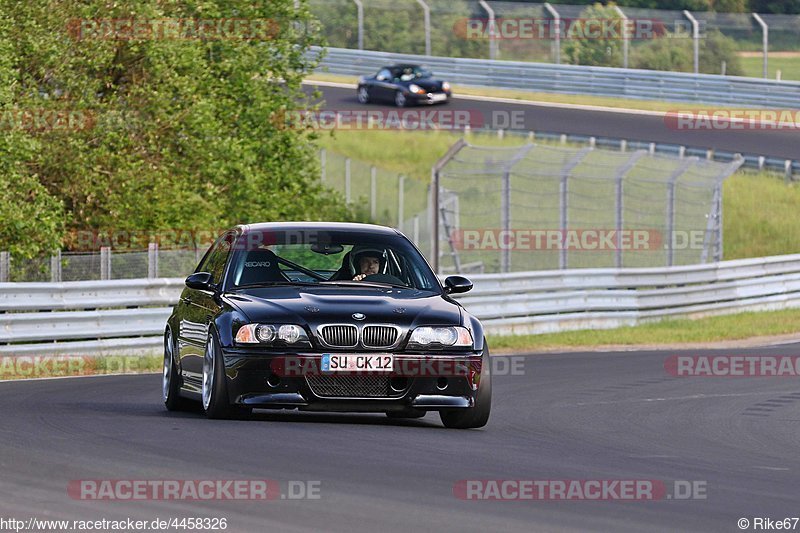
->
{"left": 163, "top": 329, "right": 187, "bottom": 411}
{"left": 202, "top": 331, "right": 251, "bottom": 420}
{"left": 357, "top": 86, "right": 370, "bottom": 104}
{"left": 439, "top": 342, "right": 491, "bottom": 429}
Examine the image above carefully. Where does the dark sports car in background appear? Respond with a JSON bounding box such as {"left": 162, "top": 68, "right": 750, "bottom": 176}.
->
{"left": 163, "top": 222, "right": 490, "bottom": 429}
{"left": 357, "top": 64, "right": 451, "bottom": 107}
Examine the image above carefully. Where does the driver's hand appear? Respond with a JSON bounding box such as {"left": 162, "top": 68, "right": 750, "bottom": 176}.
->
{"left": 353, "top": 274, "right": 367, "bottom": 281}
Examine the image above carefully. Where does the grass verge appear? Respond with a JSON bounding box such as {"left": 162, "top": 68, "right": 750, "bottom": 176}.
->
{"left": 488, "top": 308, "right": 800, "bottom": 352}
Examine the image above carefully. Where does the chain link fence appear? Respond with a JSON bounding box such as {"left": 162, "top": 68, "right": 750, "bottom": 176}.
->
{"left": 308, "top": 0, "right": 800, "bottom": 79}
{"left": 432, "top": 139, "right": 743, "bottom": 273}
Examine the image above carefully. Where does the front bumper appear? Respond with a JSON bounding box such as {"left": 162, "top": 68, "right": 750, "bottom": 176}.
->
{"left": 408, "top": 91, "right": 450, "bottom": 105}
{"left": 221, "top": 350, "right": 482, "bottom": 412}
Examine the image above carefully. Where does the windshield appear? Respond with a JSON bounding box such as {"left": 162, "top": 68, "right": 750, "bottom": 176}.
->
{"left": 396, "top": 66, "right": 432, "bottom": 81}
{"left": 225, "top": 229, "right": 440, "bottom": 292}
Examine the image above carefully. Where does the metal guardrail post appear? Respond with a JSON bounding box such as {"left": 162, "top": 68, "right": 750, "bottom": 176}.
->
{"left": 613, "top": 5, "right": 629, "bottom": 69}
{"left": 0, "top": 251, "right": 9, "bottom": 282}
{"left": 665, "top": 158, "right": 695, "bottom": 266}
{"left": 683, "top": 10, "right": 699, "bottom": 74}
{"left": 752, "top": 13, "right": 768, "bottom": 79}
{"left": 370, "top": 167, "right": 377, "bottom": 220}
{"left": 398, "top": 175, "right": 405, "bottom": 230}
{"left": 413, "top": 215, "right": 420, "bottom": 245}
{"left": 148, "top": 242, "right": 159, "bottom": 279}
{"left": 50, "top": 250, "right": 62, "bottom": 283}
{"left": 352, "top": 0, "right": 364, "bottom": 50}
{"left": 559, "top": 148, "right": 592, "bottom": 269}
{"left": 479, "top": 0, "right": 497, "bottom": 60}
{"left": 100, "top": 246, "right": 111, "bottom": 280}
{"left": 414, "top": 0, "right": 431, "bottom": 56}
{"left": 345, "top": 158, "right": 351, "bottom": 203}
{"left": 544, "top": 3, "right": 561, "bottom": 65}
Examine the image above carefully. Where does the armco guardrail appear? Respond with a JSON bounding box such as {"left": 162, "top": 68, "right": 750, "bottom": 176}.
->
{"left": 4, "top": 254, "right": 800, "bottom": 354}
{"left": 313, "top": 47, "right": 800, "bottom": 109}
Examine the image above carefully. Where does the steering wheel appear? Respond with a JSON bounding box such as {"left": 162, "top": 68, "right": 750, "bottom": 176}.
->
{"left": 362, "top": 273, "right": 406, "bottom": 286}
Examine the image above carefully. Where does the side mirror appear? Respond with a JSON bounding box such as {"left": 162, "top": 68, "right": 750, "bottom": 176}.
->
{"left": 185, "top": 272, "right": 216, "bottom": 292}
{"left": 444, "top": 275, "right": 472, "bottom": 294}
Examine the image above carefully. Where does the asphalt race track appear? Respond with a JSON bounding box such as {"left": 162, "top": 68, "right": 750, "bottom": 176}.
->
{"left": 309, "top": 84, "right": 800, "bottom": 160}
{"left": 4, "top": 344, "right": 800, "bottom": 532}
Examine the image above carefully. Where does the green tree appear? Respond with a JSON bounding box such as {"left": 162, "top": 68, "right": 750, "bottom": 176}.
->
{"left": 0, "top": 0, "right": 355, "bottom": 256}
{"left": 631, "top": 29, "right": 743, "bottom": 75}
{"left": 563, "top": 3, "right": 624, "bottom": 67}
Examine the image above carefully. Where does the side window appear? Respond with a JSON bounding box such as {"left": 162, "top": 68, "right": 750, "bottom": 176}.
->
{"left": 197, "top": 233, "right": 234, "bottom": 285}
{"left": 376, "top": 68, "right": 391, "bottom": 81}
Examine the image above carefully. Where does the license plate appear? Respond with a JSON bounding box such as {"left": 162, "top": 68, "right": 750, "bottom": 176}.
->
{"left": 321, "top": 354, "right": 394, "bottom": 372}
{"left": 429, "top": 93, "right": 447, "bottom": 102}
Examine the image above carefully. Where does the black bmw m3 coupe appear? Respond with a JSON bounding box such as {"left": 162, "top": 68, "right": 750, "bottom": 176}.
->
{"left": 163, "top": 222, "right": 490, "bottom": 429}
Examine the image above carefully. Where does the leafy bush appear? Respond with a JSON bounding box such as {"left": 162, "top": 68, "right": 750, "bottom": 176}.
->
{"left": 631, "top": 29, "right": 744, "bottom": 75}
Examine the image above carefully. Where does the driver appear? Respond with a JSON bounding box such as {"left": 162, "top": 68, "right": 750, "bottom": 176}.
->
{"left": 349, "top": 245, "right": 386, "bottom": 281}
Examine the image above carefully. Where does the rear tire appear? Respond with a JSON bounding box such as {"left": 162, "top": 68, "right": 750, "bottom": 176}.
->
{"left": 202, "top": 331, "right": 251, "bottom": 420}
{"left": 439, "top": 342, "right": 491, "bottom": 429}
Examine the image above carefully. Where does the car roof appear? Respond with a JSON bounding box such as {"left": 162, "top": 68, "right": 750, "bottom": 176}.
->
{"left": 237, "top": 221, "right": 401, "bottom": 236}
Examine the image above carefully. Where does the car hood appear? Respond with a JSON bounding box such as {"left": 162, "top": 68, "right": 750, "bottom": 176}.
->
{"left": 224, "top": 286, "right": 462, "bottom": 330}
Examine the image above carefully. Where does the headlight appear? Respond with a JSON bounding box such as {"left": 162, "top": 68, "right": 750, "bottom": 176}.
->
{"left": 408, "top": 326, "right": 472, "bottom": 347}
{"left": 442, "top": 81, "right": 451, "bottom": 91}
{"left": 235, "top": 323, "right": 309, "bottom": 345}
{"left": 408, "top": 83, "right": 426, "bottom": 94}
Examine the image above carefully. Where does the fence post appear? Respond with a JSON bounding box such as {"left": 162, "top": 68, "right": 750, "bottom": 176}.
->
{"left": 414, "top": 0, "right": 431, "bottom": 56}
{"left": 614, "top": 151, "right": 646, "bottom": 268}
{"left": 345, "top": 157, "right": 351, "bottom": 203}
{"left": 398, "top": 175, "right": 405, "bottom": 230}
{"left": 479, "top": 0, "right": 497, "bottom": 60}
{"left": 100, "top": 246, "right": 111, "bottom": 280}
{"left": 370, "top": 166, "right": 377, "bottom": 220}
{"left": 413, "top": 215, "right": 420, "bottom": 245}
{"left": 753, "top": 13, "right": 768, "bottom": 79}
{"left": 0, "top": 251, "right": 9, "bottom": 282}
{"left": 50, "top": 250, "right": 62, "bottom": 283}
{"left": 683, "top": 10, "right": 699, "bottom": 74}
{"left": 544, "top": 3, "right": 561, "bottom": 64}
{"left": 500, "top": 170, "right": 510, "bottom": 273}
{"left": 352, "top": 0, "right": 364, "bottom": 50}
{"left": 148, "top": 242, "right": 159, "bottom": 279}
{"left": 665, "top": 158, "right": 695, "bottom": 266}
{"left": 613, "top": 5, "right": 629, "bottom": 68}
{"left": 559, "top": 148, "right": 592, "bottom": 269}
{"left": 320, "top": 148, "right": 326, "bottom": 183}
